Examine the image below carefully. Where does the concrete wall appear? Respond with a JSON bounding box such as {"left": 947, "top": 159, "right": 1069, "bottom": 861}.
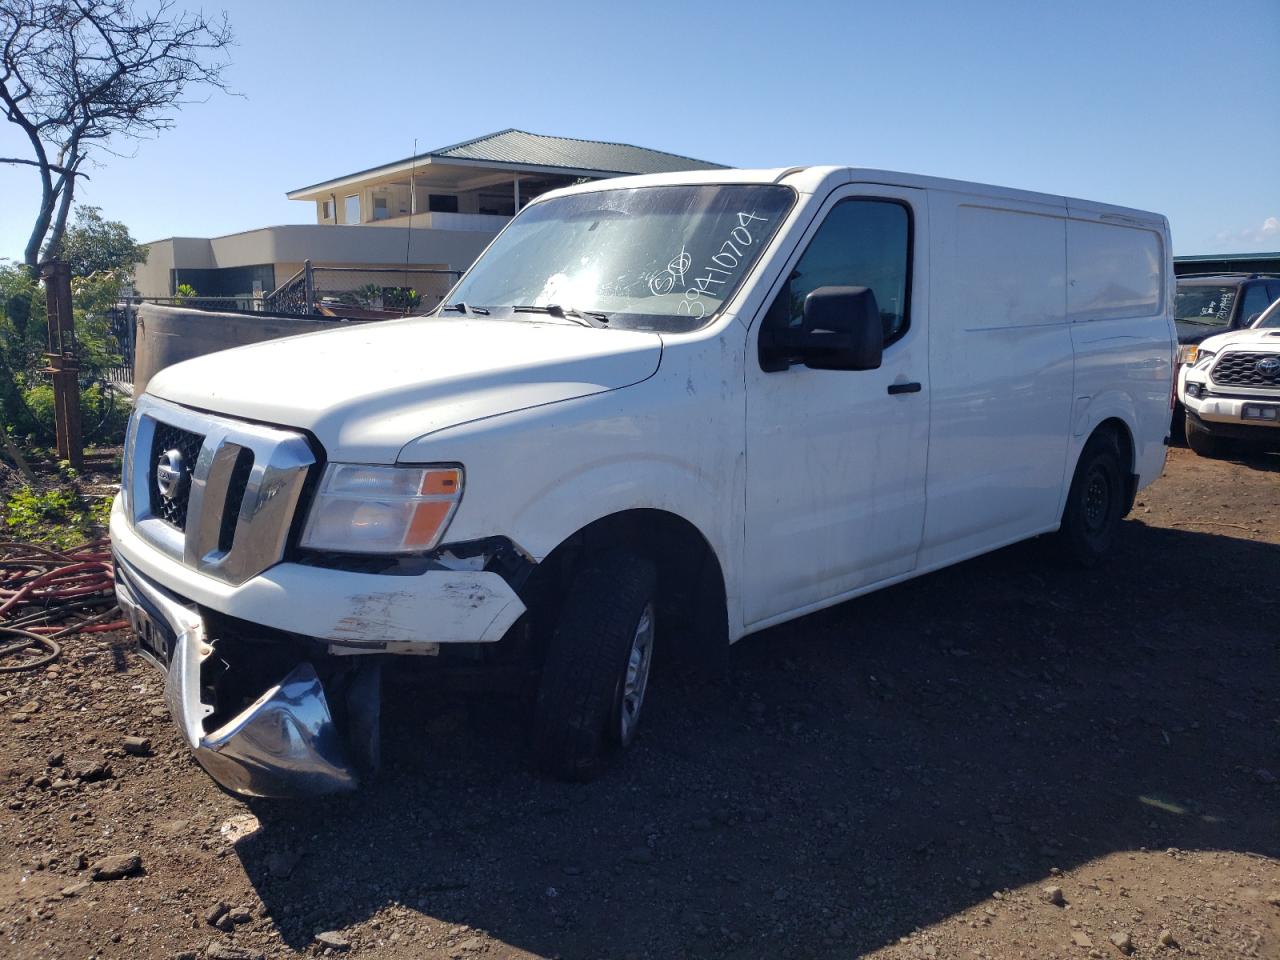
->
{"left": 135, "top": 237, "right": 220, "bottom": 298}
{"left": 363, "top": 211, "right": 511, "bottom": 232}
{"left": 136, "top": 223, "right": 497, "bottom": 299}
{"left": 134, "top": 302, "right": 368, "bottom": 396}
{"left": 134, "top": 241, "right": 176, "bottom": 298}
{"left": 200, "top": 224, "right": 494, "bottom": 271}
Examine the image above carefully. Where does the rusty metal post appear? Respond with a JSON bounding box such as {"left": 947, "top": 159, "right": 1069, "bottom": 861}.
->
{"left": 303, "top": 259, "right": 315, "bottom": 314}
{"left": 41, "top": 260, "right": 83, "bottom": 469}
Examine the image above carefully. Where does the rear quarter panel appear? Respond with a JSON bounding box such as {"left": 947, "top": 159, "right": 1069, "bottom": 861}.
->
{"left": 1062, "top": 209, "right": 1174, "bottom": 498}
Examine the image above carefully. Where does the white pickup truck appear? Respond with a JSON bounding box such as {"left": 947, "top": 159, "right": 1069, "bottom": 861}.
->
{"left": 111, "top": 166, "right": 1175, "bottom": 797}
{"left": 1178, "top": 297, "right": 1280, "bottom": 456}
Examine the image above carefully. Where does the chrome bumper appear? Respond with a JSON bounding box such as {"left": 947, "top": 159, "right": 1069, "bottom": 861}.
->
{"left": 113, "top": 554, "right": 359, "bottom": 798}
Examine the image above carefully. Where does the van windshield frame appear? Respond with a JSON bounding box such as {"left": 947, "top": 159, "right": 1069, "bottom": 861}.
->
{"left": 438, "top": 183, "right": 797, "bottom": 334}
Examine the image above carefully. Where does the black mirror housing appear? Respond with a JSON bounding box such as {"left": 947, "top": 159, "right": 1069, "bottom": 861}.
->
{"left": 800, "top": 286, "right": 883, "bottom": 371}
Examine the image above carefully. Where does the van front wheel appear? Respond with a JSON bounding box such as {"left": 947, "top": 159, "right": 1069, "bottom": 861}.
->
{"left": 533, "top": 551, "right": 658, "bottom": 782}
{"left": 1057, "top": 432, "right": 1124, "bottom": 567}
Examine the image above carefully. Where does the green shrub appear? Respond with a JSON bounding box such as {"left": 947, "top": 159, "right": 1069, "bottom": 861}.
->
{"left": 22, "top": 382, "right": 130, "bottom": 445}
{"left": 2, "top": 485, "right": 107, "bottom": 548}
{"left": 1, "top": 260, "right": 131, "bottom": 443}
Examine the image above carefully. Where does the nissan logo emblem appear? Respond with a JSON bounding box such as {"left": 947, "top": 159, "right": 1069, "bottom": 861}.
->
{"left": 155, "top": 449, "right": 186, "bottom": 500}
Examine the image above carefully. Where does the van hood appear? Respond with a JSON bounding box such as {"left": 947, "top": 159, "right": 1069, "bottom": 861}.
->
{"left": 146, "top": 317, "right": 663, "bottom": 462}
{"left": 1197, "top": 326, "right": 1280, "bottom": 356}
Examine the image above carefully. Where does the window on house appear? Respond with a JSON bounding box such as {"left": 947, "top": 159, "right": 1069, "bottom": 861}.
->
{"left": 760, "top": 198, "right": 912, "bottom": 356}
{"left": 344, "top": 195, "right": 360, "bottom": 224}
{"left": 321, "top": 199, "right": 334, "bottom": 220}
{"left": 477, "top": 192, "right": 516, "bottom": 217}
{"left": 428, "top": 194, "right": 459, "bottom": 213}
{"left": 373, "top": 197, "right": 389, "bottom": 221}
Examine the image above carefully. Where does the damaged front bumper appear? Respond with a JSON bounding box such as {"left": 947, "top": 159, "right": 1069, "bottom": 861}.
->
{"left": 114, "top": 555, "right": 366, "bottom": 798}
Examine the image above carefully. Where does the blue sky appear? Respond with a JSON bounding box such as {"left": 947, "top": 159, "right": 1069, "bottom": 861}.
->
{"left": 2, "top": 0, "right": 1277, "bottom": 260}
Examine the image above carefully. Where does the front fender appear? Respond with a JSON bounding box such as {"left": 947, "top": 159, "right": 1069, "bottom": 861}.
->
{"left": 504, "top": 453, "right": 730, "bottom": 565}
{"left": 398, "top": 346, "right": 747, "bottom": 632}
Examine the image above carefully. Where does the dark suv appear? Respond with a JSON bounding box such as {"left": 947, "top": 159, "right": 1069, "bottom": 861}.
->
{"left": 1175, "top": 274, "right": 1280, "bottom": 356}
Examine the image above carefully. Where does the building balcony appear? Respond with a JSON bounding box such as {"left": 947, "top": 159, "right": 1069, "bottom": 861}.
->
{"left": 359, "top": 211, "right": 513, "bottom": 232}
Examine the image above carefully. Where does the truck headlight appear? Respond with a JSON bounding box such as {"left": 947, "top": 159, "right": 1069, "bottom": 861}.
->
{"left": 120, "top": 405, "right": 142, "bottom": 517}
{"left": 300, "top": 464, "right": 463, "bottom": 554}
{"left": 1177, "top": 344, "right": 1199, "bottom": 365}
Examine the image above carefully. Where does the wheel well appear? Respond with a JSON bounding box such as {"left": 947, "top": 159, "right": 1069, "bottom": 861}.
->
{"left": 1088, "top": 417, "right": 1137, "bottom": 513}
{"left": 519, "top": 510, "right": 729, "bottom": 672}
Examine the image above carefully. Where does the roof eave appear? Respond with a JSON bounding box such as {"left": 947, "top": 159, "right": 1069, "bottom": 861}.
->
{"left": 287, "top": 154, "right": 670, "bottom": 200}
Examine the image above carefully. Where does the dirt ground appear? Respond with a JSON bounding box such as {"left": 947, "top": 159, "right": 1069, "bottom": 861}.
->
{"left": 2, "top": 445, "right": 1277, "bottom": 960}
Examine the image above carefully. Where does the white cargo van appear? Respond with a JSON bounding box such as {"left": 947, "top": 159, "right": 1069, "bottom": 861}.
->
{"left": 110, "top": 167, "right": 1175, "bottom": 796}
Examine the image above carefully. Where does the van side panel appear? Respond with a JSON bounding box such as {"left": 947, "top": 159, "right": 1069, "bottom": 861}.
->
{"left": 1062, "top": 212, "right": 1172, "bottom": 497}
{"left": 918, "top": 195, "right": 1074, "bottom": 568}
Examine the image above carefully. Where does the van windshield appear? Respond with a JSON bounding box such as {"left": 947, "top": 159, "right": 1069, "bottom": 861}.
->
{"left": 441, "top": 184, "right": 795, "bottom": 333}
{"left": 1174, "top": 286, "right": 1236, "bottom": 326}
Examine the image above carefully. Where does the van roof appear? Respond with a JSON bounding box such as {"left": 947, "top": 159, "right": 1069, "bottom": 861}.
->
{"left": 534, "top": 165, "right": 1166, "bottom": 228}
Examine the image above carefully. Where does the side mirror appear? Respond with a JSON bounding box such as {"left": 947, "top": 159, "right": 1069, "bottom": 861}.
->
{"left": 799, "top": 286, "right": 883, "bottom": 371}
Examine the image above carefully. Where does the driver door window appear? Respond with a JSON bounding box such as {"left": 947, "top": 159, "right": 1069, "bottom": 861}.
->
{"left": 759, "top": 198, "right": 911, "bottom": 367}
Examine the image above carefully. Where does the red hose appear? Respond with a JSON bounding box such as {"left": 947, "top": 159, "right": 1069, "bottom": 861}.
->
{"left": 0, "top": 538, "right": 127, "bottom": 670}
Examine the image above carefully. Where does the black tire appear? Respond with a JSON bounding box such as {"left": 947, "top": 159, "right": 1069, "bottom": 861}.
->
{"left": 533, "top": 551, "right": 658, "bottom": 782}
{"left": 1057, "top": 431, "right": 1125, "bottom": 567}
{"left": 1169, "top": 401, "right": 1186, "bottom": 445}
{"left": 1185, "top": 415, "right": 1222, "bottom": 458}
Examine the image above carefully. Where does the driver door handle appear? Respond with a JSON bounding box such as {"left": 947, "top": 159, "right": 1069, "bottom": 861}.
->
{"left": 887, "top": 381, "right": 922, "bottom": 395}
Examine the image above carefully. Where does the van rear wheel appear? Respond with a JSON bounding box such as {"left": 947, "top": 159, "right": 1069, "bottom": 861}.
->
{"left": 533, "top": 551, "right": 658, "bottom": 782}
{"left": 1057, "top": 432, "right": 1124, "bottom": 567}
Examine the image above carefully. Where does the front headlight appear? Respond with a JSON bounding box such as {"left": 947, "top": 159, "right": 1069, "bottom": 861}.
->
{"left": 1195, "top": 349, "right": 1216, "bottom": 367}
{"left": 1177, "top": 344, "right": 1199, "bottom": 365}
{"left": 300, "top": 463, "right": 463, "bottom": 554}
{"left": 120, "top": 405, "right": 142, "bottom": 517}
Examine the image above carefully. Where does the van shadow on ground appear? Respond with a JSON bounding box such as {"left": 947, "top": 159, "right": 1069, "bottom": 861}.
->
{"left": 234, "top": 520, "right": 1278, "bottom": 958}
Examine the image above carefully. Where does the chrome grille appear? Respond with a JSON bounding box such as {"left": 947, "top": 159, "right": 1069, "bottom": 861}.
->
{"left": 125, "top": 395, "right": 316, "bottom": 585}
{"left": 1210, "top": 351, "right": 1280, "bottom": 388}
{"left": 149, "top": 422, "right": 204, "bottom": 529}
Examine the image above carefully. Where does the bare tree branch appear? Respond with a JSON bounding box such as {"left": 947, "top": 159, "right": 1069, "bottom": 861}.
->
{"left": 0, "top": 155, "right": 88, "bottom": 177}
{"left": 0, "top": 0, "right": 234, "bottom": 275}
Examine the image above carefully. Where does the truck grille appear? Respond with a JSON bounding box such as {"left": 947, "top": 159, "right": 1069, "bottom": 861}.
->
{"left": 149, "top": 422, "right": 204, "bottom": 529}
{"left": 1211, "top": 351, "right": 1280, "bottom": 388}
{"left": 125, "top": 396, "right": 316, "bottom": 585}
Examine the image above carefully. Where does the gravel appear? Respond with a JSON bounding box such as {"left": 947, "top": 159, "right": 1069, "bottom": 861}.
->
{"left": 89, "top": 853, "right": 142, "bottom": 881}
{"left": 1, "top": 446, "right": 1277, "bottom": 959}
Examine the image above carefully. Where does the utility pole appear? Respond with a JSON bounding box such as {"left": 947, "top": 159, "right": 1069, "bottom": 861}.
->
{"left": 41, "top": 260, "right": 83, "bottom": 470}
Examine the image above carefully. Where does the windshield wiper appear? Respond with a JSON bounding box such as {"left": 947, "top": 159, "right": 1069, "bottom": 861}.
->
{"left": 512, "top": 304, "right": 609, "bottom": 327}
{"left": 1176, "top": 318, "right": 1222, "bottom": 326}
{"left": 439, "top": 302, "right": 490, "bottom": 316}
